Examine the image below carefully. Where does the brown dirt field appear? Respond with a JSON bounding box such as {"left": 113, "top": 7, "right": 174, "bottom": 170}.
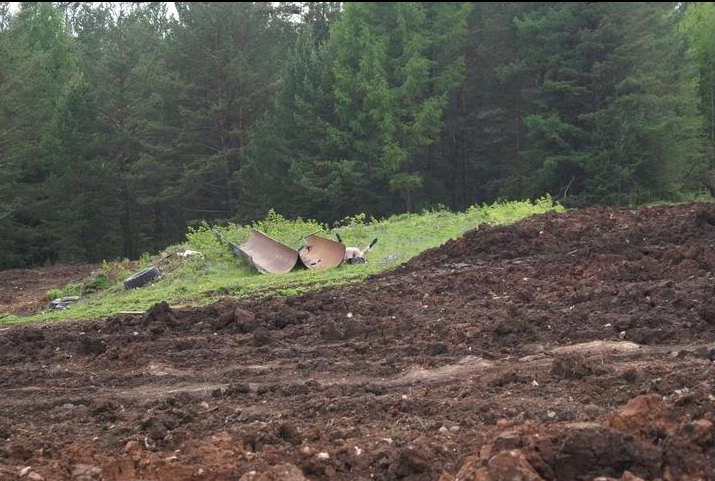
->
{"left": 1, "top": 204, "right": 715, "bottom": 481}
{"left": 0, "top": 264, "right": 99, "bottom": 317}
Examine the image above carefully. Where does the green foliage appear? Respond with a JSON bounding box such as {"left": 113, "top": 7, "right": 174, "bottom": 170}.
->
{"left": 186, "top": 210, "right": 327, "bottom": 263}
{"left": 0, "top": 2, "right": 712, "bottom": 269}
{"left": 83, "top": 272, "right": 112, "bottom": 293}
{"left": 1, "top": 2, "right": 301, "bottom": 268}
{"left": 250, "top": 210, "right": 327, "bottom": 247}
{"left": 0, "top": 2, "right": 79, "bottom": 268}
{"left": 326, "top": 2, "right": 471, "bottom": 213}
{"left": 333, "top": 212, "right": 374, "bottom": 228}
{"left": 184, "top": 221, "right": 237, "bottom": 262}
{"left": 514, "top": 3, "right": 706, "bottom": 204}
{"left": 680, "top": 2, "right": 715, "bottom": 169}
{"left": 44, "top": 263, "right": 118, "bottom": 302}
{"left": 45, "top": 288, "right": 68, "bottom": 301}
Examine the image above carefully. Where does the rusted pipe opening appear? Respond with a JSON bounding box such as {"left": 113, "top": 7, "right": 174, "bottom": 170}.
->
{"left": 236, "top": 229, "right": 301, "bottom": 274}
{"left": 299, "top": 235, "right": 346, "bottom": 270}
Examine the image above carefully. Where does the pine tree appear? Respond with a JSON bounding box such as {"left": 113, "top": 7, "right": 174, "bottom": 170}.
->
{"left": 0, "top": 2, "right": 78, "bottom": 267}
{"left": 0, "top": 2, "right": 710, "bottom": 267}
{"left": 241, "top": 22, "right": 339, "bottom": 221}
{"left": 681, "top": 2, "right": 715, "bottom": 146}
{"left": 167, "top": 2, "right": 295, "bottom": 223}
{"left": 514, "top": 2, "right": 705, "bottom": 204}
{"left": 66, "top": 2, "right": 182, "bottom": 259}
{"left": 45, "top": 72, "right": 112, "bottom": 261}
{"left": 327, "top": 2, "right": 468, "bottom": 214}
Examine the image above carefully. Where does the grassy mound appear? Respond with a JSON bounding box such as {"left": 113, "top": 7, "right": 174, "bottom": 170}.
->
{"left": 1, "top": 197, "right": 562, "bottom": 324}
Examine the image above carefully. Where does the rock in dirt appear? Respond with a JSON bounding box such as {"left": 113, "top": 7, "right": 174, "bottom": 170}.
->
{"left": 594, "top": 471, "right": 646, "bottom": 481}
{"left": 627, "top": 327, "right": 672, "bottom": 344}
{"left": 551, "top": 340, "right": 640, "bottom": 355}
{"left": 492, "top": 431, "right": 524, "bottom": 451}
{"left": 141, "top": 415, "right": 180, "bottom": 441}
{"left": 684, "top": 418, "right": 715, "bottom": 449}
{"left": 71, "top": 464, "right": 101, "bottom": 481}
{"left": 239, "top": 464, "right": 311, "bottom": 481}
{"left": 234, "top": 307, "right": 258, "bottom": 332}
{"left": 453, "top": 449, "right": 544, "bottom": 481}
{"left": 75, "top": 337, "right": 106, "bottom": 356}
{"left": 148, "top": 421, "right": 168, "bottom": 440}
{"left": 448, "top": 392, "right": 715, "bottom": 481}
{"left": 270, "top": 307, "right": 310, "bottom": 329}
{"left": 608, "top": 394, "right": 668, "bottom": 439}
{"left": 428, "top": 342, "right": 449, "bottom": 355}
{"left": 550, "top": 353, "right": 605, "bottom": 379}
{"left": 387, "top": 447, "right": 430, "bottom": 479}
{"left": 142, "top": 301, "right": 177, "bottom": 329}
{"left": 530, "top": 423, "right": 661, "bottom": 481}
{"left": 276, "top": 422, "right": 301, "bottom": 445}
{"left": 124, "top": 440, "right": 143, "bottom": 462}
{"left": 253, "top": 327, "right": 272, "bottom": 346}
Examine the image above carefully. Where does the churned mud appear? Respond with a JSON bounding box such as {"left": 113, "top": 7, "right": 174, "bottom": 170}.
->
{"left": 1, "top": 204, "right": 715, "bottom": 480}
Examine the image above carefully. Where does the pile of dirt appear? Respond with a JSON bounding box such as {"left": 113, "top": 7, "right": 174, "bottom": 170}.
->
{"left": 446, "top": 394, "right": 715, "bottom": 481}
{"left": 1, "top": 203, "right": 715, "bottom": 481}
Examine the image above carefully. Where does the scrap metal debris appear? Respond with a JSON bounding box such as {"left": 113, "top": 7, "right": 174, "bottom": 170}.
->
{"left": 49, "top": 296, "right": 80, "bottom": 310}
{"left": 215, "top": 229, "right": 377, "bottom": 274}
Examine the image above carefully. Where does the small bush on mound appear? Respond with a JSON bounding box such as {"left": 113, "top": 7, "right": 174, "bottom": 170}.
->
{"left": 83, "top": 272, "right": 112, "bottom": 293}
{"left": 45, "top": 288, "right": 66, "bottom": 301}
{"left": 44, "top": 261, "right": 134, "bottom": 302}
{"left": 185, "top": 210, "right": 327, "bottom": 262}
{"left": 45, "top": 282, "right": 81, "bottom": 301}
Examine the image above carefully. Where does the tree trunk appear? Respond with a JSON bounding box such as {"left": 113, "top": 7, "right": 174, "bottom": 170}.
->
{"left": 119, "top": 170, "right": 134, "bottom": 259}
{"left": 116, "top": 17, "right": 134, "bottom": 259}
{"left": 451, "top": 132, "right": 458, "bottom": 209}
{"left": 214, "top": 27, "right": 237, "bottom": 217}
{"left": 405, "top": 190, "right": 413, "bottom": 213}
{"left": 704, "top": 171, "right": 715, "bottom": 199}
{"left": 711, "top": 62, "right": 714, "bottom": 144}
{"left": 458, "top": 89, "right": 467, "bottom": 209}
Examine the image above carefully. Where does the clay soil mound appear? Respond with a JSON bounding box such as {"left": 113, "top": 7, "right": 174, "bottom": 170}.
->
{"left": 1, "top": 204, "right": 715, "bottom": 481}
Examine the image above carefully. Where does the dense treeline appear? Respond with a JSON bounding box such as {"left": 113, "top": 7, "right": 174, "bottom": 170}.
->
{"left": 0, "top": 2, "right": 713, "bottom": 268}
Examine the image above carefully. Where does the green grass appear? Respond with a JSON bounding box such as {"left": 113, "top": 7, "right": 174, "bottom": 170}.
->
{"left": 0, "top": 197, "right": 563, "bottom": 325}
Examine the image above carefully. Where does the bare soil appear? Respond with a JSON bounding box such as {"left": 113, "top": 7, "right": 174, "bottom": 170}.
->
{"left": 0, "top": 264, "right": 99, "bottom": 317}
{"left": 1, "top": 204, "right": 715, "bottom": 481}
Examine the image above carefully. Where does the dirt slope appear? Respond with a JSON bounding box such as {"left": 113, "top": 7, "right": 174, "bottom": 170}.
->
{"left": 0, "top": 264, "right": 99, "bottom": 316}
{"left": 1, "top": 204, "right": 715, "bottom": 481}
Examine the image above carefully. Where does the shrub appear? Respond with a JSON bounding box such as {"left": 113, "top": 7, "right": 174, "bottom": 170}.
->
{"left": 185, "top": 210, "right": 327, "bottom": 264}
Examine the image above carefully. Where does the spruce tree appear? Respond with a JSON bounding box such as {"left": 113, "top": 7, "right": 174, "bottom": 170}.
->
{"left": 327, "top": 2, "right": 468, "bottom": 214}
{"left": 167, "top": 2, "right": 295, "bottom": 222}
{"left": 515, "top": 2, "right": 705, "bottom": 204}
{"left": 0, "top": 2, "right": 77, "bottom": 267}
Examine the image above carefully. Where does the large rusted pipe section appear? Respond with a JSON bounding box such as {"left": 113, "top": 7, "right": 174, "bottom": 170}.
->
{"left": 235, "top": 229, "right": 301, "bottom": 274}
{"left": 299, "top": 235, "right": 345, "bottom": 269}
{"left": 234, "top": 229, "right": 348, "bottom": 274}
